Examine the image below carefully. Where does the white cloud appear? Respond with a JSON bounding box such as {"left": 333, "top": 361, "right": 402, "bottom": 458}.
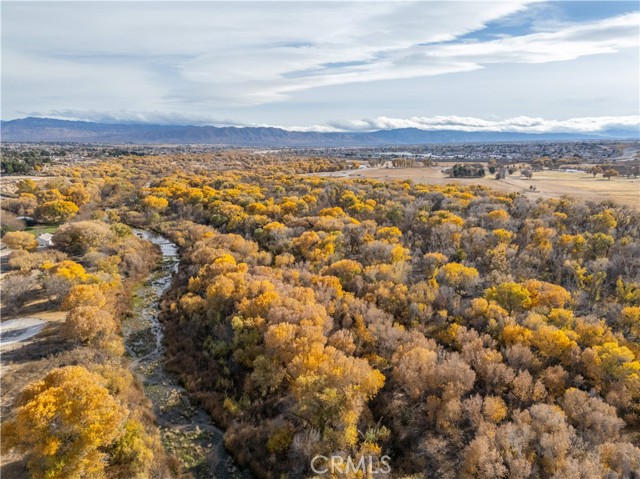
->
{"left": 38, "top": 109, "right": 252, "bottom": 127}
{"left": 303, "top": 115, "right": 640, "bottom": 133}
{"left": 0, "top": 1, "right": 549, "bottom": 108}
{"left": 1, "top": 1, "right": 638, "bottom": 121}
{"left": 426, "top": 12, "right": 639, "bottom": 64}
{"left": 31, "top": 109, "right": 639, "bottom": 135}
{"left": 162, "top": 7, "right": 639, "bottom": 106}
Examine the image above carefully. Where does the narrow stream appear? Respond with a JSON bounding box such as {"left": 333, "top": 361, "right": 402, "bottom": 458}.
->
{"left": 124, "top": 230, "right": 252, "bottom": 479}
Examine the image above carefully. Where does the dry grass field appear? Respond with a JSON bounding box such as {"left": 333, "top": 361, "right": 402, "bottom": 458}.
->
{"left": 0, "top": 175, "right": 46, "bottom": 195}
{"left": 322, "top": 164, "right": 640, "bottom": 209}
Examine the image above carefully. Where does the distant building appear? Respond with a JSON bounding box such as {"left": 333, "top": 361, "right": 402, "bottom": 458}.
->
{"left": 37, "top": 233, "right": 53, "bottom": 248}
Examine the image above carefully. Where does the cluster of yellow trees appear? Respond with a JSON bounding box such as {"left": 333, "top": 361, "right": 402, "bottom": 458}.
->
{"left": 118, "top": 157, "right": 637, "bottom": 478}
{"left": 3, "top": 151, "right": 639, "bottom": 478}
{"left": 1, "top": 172, "right": 172, "bottom": 478}
{"left": 2, "top": 177, "right": 97, "bottom": 223}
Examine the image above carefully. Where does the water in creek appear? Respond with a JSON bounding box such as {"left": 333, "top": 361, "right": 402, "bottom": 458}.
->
{"left": 124, "top": 230, "right": 252, "bottom": 479}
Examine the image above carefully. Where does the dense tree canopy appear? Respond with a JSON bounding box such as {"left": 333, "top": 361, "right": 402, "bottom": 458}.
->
{"left": 2, "top": 366, "right": 128, "bottom": 479}
{"left": 2, "top": 151, "right": 639, "bottom": 478}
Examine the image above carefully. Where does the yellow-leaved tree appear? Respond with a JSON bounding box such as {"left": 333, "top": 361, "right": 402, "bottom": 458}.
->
{"left": 62, "top": 284, "right": 107, "bottom": 310}
{"left": 437, "top": 262, "right": 479, "bottom": 293}
{"left": 142, "top": 195, "right": 169, "bottom": 212}
{"left": 2, "top": 231, "right": 39, "bottom": 251}
{"left": 34, "top": 200, "right": 79, "bottom": 223}
{"left": 2, "top": 366, "right": 128, "bottom": 479}
{"left": 63, "top": 306, "right": 118, "bottom": 344}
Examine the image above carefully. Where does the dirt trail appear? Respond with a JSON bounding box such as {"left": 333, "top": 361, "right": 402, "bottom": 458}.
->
{"left": 0, "top": 318, "right": 46, "bottom": 347}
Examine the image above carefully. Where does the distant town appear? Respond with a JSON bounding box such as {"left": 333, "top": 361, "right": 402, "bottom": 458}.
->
{"left": 296, "top": 139, "right": 640, "bottom": 163}
{"left": 2, "top": 140, "right": 639, "bottom": 176}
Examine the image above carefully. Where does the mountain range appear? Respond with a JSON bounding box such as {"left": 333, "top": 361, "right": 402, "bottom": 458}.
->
{"left": 1, "top": 117, "right": 638, "bottom": 146}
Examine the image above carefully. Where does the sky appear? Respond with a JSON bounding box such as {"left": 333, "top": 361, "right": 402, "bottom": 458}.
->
{"left": 2, "top": 1, "right": 639, "bottom": 133}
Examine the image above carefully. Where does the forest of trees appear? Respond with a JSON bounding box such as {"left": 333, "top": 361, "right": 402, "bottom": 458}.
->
{"left": 449, "top": 163, "right": 486, "bottom": 178}
{"left": 1, "top": 150, "right": 639, "bottom": 478}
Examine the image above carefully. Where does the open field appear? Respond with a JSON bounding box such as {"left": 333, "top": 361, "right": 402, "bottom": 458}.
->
{"left": 322, "top": 165, "right": 640, "bottom": 209}
{"left": 0, "top": 175, "right": 47, "bottom": 196}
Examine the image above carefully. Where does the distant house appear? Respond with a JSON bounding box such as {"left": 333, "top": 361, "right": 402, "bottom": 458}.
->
{"left": 37, "top": 233, "right": 53, "bottom": 248}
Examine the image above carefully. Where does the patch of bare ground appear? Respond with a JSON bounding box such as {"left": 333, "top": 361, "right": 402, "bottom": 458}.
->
{"left": 0, "top": 175, "right": 50, "bottom": 196}
{"left": 322, "top": 166, "right": 640, "bottom": 209}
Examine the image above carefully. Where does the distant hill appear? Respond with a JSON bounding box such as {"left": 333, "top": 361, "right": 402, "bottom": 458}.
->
{"left": 1, "top": 117, "right": 638, "bottom": 146}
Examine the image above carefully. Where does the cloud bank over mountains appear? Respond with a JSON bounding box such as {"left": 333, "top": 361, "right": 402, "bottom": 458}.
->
{"left": 31, "top": 111, "right": 640, "bottom": 135}
{"left": 295, "top": 115, "right": 640, "bottom": 134}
